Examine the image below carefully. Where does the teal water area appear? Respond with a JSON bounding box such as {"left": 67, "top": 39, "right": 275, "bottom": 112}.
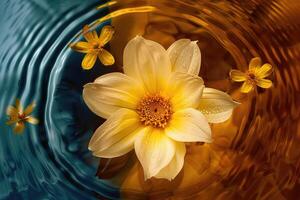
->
{"left": 0, "top": 0, "right": 119, "bottom": 199}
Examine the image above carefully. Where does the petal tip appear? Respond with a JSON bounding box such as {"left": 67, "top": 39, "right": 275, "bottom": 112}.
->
{"left": 233, "top": 100, "right": 241, "bottom": 106}
{"left": 207, "top": 138, "right": 213, "bottom": 143}
{"left": 134, "top": 35, "right": 144, "bottom": 40}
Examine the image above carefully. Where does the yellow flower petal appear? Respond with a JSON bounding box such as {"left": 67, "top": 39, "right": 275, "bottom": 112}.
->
{"left": 83, "top": 25, "right": 98, "bottom": 43}
{"left": 83, "top": 72, "right": 144, "bottom": 119}
{"left": 255, "top": 63, "right": 273, "bottom": 79}
{"left": 91, "top": 31, "right": 98, "bottom": 41}
{"left": 134, "top": 128, "right": 175, "bottom": 179}
{"left": 166, "top": 108, "right": 211, "bottom": 142}
{"left": 15, "top": 99, "right": 22, "bottom": 112}
{"left": 198, "top": 88, "right": 239, "bottom": 123}
{"left": 14, "top": 122, "right": 25, "bottom": 133}
{"left": 89, "top": 109, "right": 141, "bottom": 158}
{"left": 167, "top": 72, "right": 204, "bottom": 110}
{"left": 123, "top": 36, "right": 172, "bottom": 93}
{"left": 24, "top": 102, "right": 35, "bottom": 115}
{"left": 93, "top": 128, "right": 144, "bottom": 158}
{"left": 6, "top": 106, "right": 18, "bottom": 118}
{"left": 82, "top": 53, "right": 97, "bottom": 70}
{"left": 98, "top": 49, "right": 115, "bottom": 66}
{"left": 99, "top": 25, "right": 115, "bottom": 46}
{"left": 257, "top": 78, "right": 272, "bottom": 89}
{"left": 249, "top": 57, "right": 262, "bottom": 71}
{"left": 240, "top": 81, "right": 254, "bottom": 93}
{"left": 167, "top": 39, "right": 201, "bottom": 75}
{"left": 26, "top": 116, "right": 39, "bottom": 124}
{"left": 230, "top": 70, "right": 246, "bottom": 82}
{"left": 6, "top": 119, "right": 18, "bottom": 125}
{"left": 154, "top": 142, "right": 186, "bottom": 180}
{"left": 70, "top": 42, "right": 92, "bottom": 53}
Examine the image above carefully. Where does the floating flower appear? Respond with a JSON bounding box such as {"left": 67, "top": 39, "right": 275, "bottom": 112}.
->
{"left": 6, "top": 99, "right": 39, "bottom": 133}
{"left": 230, "top": 57, "right": 273, "bottom": 93}
{"left": 70, "top": 25, "right": 115, "bottom": 69}
{"left": 83, "top": 36, "right": 238, "bottom": 180}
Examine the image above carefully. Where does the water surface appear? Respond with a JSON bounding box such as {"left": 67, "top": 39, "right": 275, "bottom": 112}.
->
{"left": 1, "top": 0, "right": 300, "bottom": 199}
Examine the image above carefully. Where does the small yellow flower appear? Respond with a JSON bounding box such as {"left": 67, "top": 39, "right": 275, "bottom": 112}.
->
{"left": 83, "top": 36, "right": 238, "bottom": 180}
{"left": 70, "top": 25, "right": 115, "bottom": 69}
{"left": 6, "top": 99, "right": 39, "bottom": 133}
{"left": 230, "top": 57, "right": 273, "bottom": 93}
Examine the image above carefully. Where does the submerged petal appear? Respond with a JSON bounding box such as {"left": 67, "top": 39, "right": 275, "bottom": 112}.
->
{"left": 99, "top": 25, "right": 115, "bottom": 46}
{"left": 166, "top": 108, "right": 211, "bottom": 143}
{"left": 123, "top": 36, "right": 172, "bottom": 93}
{"left": 134, "top": 128, "right": 175, "bottom": 179}
{"left": 89, "top": 108, "right": 141, "bottom": 158}
{"left": 82, "top": 53, "right": 97, "bottom": 70}
{"left": 154, "top": 142, "right": 186, "bottom": 180}
{"left": 240, "top": 81, "right": 254, "bottom": 93}
{"left": 198, "top": 88, "right": 238, "bottom": 123}
{"left": 230, "top": 70, "right": 247, "bottom": 82}
{"left": 6, "top": 106, "right": 18, "bottom": 118}
{"left": 24, "top": 102, "right": 35, "bottom": 115}
{"left": 167, "top": 72, "right": 204, "bottom": 110}
{"left": 249, "top": 57, "right": 262, "bottom": 71}
{"left": 15, "top": 99, "right": 22, "bottom": 112}
{"left": 26, "top": 116, "right": 39, "bottom": 124}
{"left": 14, "top": 122, "right": 25, "bottom": 133}
{"left": 257, "top": 79, "right": 272, "bottom": 88}
{"left": 83, "top": 72, "right": 144, "bottom": 119}
{"left": 167, "top": 39, "right": 201, "bottom": 75}
{"left": 6, "top": 119, "right": 18, "bottom": 125}
{"left": 98, "top": 49, "right": 115, "bottom": 66}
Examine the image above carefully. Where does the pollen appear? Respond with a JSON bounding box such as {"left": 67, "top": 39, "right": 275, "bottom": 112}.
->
{"left": 136, "top": 94, "right": 173, "bottom": 128}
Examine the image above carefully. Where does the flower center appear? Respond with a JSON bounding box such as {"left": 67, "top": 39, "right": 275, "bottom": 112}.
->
{"left": 92, "top": 42, "right": 103, "bottom": 50}
{"left": 17, "top": 113, "right": 27, "bottom": 122}
{"left": 136, "top": 94, "right": 172, "bottom": 128}
{"left": 247, "top": 72, "right": 257, "bottom": 84}
{"left": 18, "top": 113, "right": 26, "bottom": 119}
{"left": 248, "top": 73, "right": 255, "bottom": 80}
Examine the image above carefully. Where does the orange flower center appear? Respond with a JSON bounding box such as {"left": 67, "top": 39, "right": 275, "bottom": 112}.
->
{"left": 18, "top": 113, "right": 26, "bottom": 119}
{"left": 17, "top": 113, "right": 27, "bottom": 122}
{"left": 136, "top": 94, "right": 173, "bottom": 128}
{"left": 91, "top": 42, "right": 103, "bottom": 50}
{"left": 246, "top": 72, "right": 257, "bottom": 85}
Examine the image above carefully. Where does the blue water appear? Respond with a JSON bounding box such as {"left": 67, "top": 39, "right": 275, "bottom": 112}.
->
{"left": 0, "top": 0, "right": 119, "bottom": 199}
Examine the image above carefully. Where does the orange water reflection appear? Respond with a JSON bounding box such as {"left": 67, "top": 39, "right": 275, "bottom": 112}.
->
{"left": 96, "top": 0, "right": 300, "bottom": 199}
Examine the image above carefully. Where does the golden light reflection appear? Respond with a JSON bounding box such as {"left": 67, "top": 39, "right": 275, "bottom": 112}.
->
{"left": 91, "top": 0, "right": 300, "bottom": 199}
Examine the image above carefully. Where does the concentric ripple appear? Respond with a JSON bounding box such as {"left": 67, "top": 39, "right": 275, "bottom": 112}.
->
{"left": 0, "top": 0, "right": 119, "bottom": 199}
{"left": 0, "top": 0, "right": 300, "bottom": 199}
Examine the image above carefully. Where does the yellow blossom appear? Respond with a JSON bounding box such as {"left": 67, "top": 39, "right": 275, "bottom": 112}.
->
{"left": 230, "top": 57, "right": 273, "bottom": 93}
{"left": 83, "top": 36, "right": 238, "bottom": 180}
{"left": 6, "top": 99, "right": 39, "bottom": 133}
{"left": 70, "top": 25, "right": 115, "bottom": 69}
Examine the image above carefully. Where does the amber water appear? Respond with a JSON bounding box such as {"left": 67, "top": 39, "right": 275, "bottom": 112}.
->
{"left": 99, "top": 0, "right": 300, "bottom": 199}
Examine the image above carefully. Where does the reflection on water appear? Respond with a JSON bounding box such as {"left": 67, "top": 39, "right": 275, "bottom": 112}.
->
{"left": 0, "top": 0, "right": 299, "bottom": 199}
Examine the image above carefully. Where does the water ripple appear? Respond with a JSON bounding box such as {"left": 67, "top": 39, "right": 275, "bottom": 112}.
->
{"left": 1, "top": 0, "right": 300, "bottom": 199}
